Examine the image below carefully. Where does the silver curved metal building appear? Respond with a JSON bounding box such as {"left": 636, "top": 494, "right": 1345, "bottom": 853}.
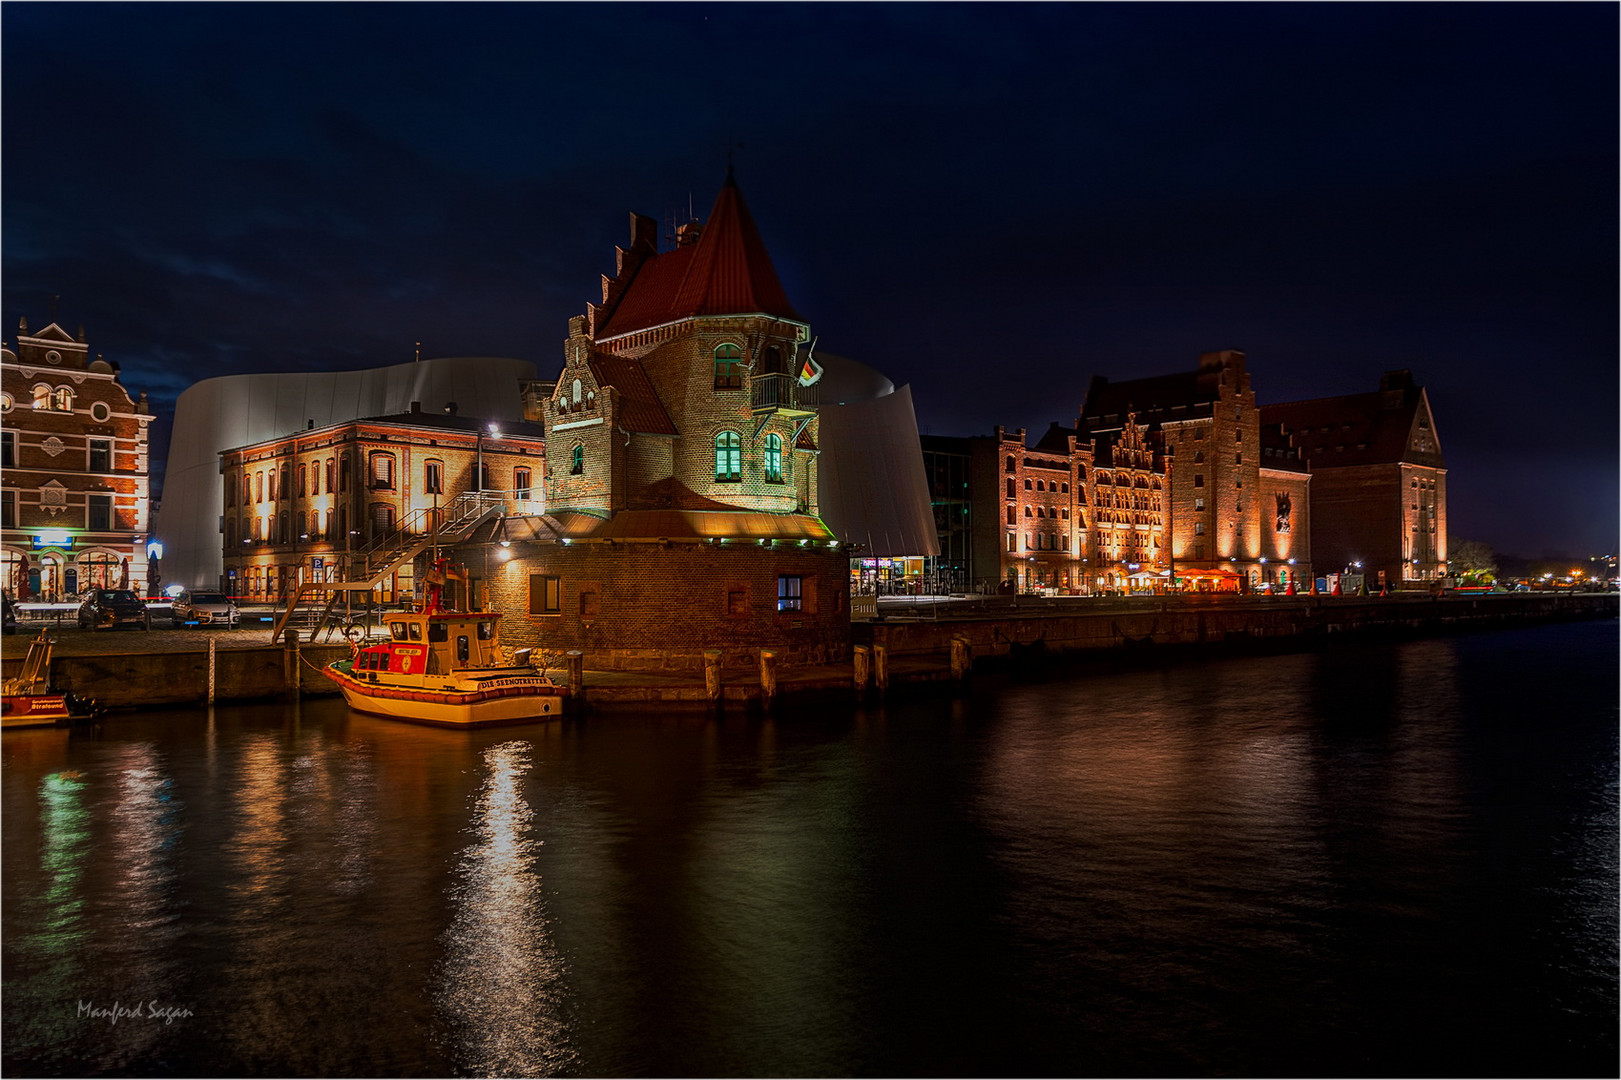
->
{"left": 156, "top": 356, "right": 539, "bottom": 590}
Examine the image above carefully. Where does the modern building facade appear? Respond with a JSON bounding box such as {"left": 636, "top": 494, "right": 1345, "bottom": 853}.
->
{"left": 1261, "top": 369, "right": 1446, "bottom": 588}
{"left": 221, "top": 407, "right": 545, "bottom": 604}
{"left": 2, "top": 317, "right": 155, "bottom": 600}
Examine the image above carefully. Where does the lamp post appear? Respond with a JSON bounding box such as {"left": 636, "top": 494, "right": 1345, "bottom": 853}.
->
{"left": 475, "top": 423, "right": 502, "bottom": 496}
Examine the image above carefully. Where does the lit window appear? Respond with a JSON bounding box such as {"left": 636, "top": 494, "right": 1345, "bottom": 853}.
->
{"left": 764, "top": 434, "right": 783, "bottom": 483}
{"left": 777, "top": 575, "right": 802, "bottom": 611}
{"left": 715, "top": 431, "right": 741, "bottom": 482}
{"left": 369, "top": 453, "right": 395, "bottom": 489}
{"left": 424, "top": 459, "right": 444, "bottom": 495}
{"left": 514, "top": 467, "right": 532, "bottom": 500}
{"left": 531, "top": 574, "right": 561, "bottom": 616}
{"left": 714, "top": 344, "right": 743, "bottom": 389}
{"left": 570, "top": 445, "right": 584, "bottom": 474}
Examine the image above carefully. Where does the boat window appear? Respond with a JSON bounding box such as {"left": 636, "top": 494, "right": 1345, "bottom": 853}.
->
{"left": 457, "top": 636, "right": 470, "bottom": 663}
{"left": 408, "top": 623, "right": 422, "bottom": 641}
{"left": 429, "top": 623, "right": 448, "bottom": 643}
{"left": 376, "top": 652, "right": 390, "bottom": 671}
{"left": 478, "top": 621, "right": 495, "bottom": 641}
{"left": 390, "top": 621, "right": 408, "bottom": 640}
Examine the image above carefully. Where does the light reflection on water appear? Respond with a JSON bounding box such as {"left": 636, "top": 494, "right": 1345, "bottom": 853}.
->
{"left": 0, "top": 621, "right": 1614, "bottom": 1077}
{"left": 438, "top": 740, "right": 575, "bottom": 1076}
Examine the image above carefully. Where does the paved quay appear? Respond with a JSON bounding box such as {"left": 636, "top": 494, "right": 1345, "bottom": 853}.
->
{"left": 2, "top": 607, "right": 951, "bottom": 712}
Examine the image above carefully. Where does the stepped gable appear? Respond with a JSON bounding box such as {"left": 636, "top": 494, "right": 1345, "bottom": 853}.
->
{"left": 584, "top": 352, "right": 677, "bottom": 435}
{"left": 596, "top": 172, "right": 802, "bottom": 340}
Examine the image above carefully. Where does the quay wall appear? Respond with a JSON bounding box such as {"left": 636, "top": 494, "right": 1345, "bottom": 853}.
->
{"left": 853, "top": 593, "right": 1618, "bottom": 660}
{"left": 18, "top": 593, "right": 1615, "bottom": 711}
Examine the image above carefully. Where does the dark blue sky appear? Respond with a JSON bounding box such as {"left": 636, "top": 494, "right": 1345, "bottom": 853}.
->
{"left": 4, "top": 3, "right": 1615, "bottom": 557}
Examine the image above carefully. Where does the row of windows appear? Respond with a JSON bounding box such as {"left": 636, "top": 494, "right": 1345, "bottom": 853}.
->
{"left": 0, "top": 490, "right": 115, "bottom": 531}
{"left": 233, "top": 455, "right": 533, "bottom": 505}
{"left": 526, "top": 573, "right": 808, "bottom": 615}
{"left": 1008, "top": 505, "right": 1074, "bottom": 522}
{"left": 0, "top": 432, "right": 114, "bottom": 471}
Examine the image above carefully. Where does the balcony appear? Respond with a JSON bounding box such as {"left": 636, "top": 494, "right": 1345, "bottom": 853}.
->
{"left": 750, "top": 372, "right": 818, "bottom": 417}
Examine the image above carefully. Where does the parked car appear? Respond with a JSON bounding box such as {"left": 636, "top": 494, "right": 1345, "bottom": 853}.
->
{"left": 77, "top": 588, "right": 151, "bottom": 631}
{"left": 171, "top": 589, "right": 239, "bottom": 628}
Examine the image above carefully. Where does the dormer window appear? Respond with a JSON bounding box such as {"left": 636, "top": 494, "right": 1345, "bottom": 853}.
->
{"left": 714, "top": 344, "right": 743, "bottom": 389}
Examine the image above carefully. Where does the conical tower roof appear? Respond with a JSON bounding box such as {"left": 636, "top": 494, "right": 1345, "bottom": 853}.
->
{"left": 597, "top": 173, "right": 802, "bottom": 339}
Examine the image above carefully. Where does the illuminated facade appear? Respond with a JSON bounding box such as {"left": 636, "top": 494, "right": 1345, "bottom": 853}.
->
{"left": 474, "top": 174, "right": 851, "bottom": 669}
{"left": 1261, "top": 369, "right": 1446, "bottom": 587}
{"left": 1, "top": 317, "right": 155, "bottom": 600}
{"left": 220, "top": 407, "right": 544, "bottom": 602}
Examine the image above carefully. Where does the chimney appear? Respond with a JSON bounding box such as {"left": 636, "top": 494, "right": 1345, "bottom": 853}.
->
{"left": 410, "top": 400, "right": 421, "bottom": 413}
{"left": 444, "top": 401, "right": 459, "bottom": 415}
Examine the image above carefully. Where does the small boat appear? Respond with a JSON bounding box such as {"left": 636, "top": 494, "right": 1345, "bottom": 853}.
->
{"left": 3, "top": 631, "right": 99, "bottom": 728}
{"left": 325, "top": 562, "right": 567, "bottom": 726}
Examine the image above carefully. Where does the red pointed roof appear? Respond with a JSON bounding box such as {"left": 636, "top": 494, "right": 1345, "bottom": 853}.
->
{"left": 597, "top": 174, "right": 802, "bottom": 339}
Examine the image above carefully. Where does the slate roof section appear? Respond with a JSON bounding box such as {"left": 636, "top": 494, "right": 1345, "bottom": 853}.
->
{"left": 1080, "top": 370, "right": 1218, "bottom": 429}
{"left": 584, "top": 353, "right": 677, "bottom": 435}
{"left": 597, "top": 173, "right": 802, "bottom": 339}
{"left": 1260, "top": 374, "right": 1442, "bottom": 469}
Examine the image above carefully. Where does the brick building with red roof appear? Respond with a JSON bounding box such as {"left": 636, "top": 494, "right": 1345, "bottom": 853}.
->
{"left": 480, "top": 174, "right": 850, "bottom": 670}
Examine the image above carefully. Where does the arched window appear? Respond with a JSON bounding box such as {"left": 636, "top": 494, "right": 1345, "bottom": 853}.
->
{"left": 52, "top": 386, "right": 73, "bottom": 411}
{"left": 1005, "top": 478, "right": 1015, "bottom": 498}
{"left": 763, "top": 434, "right": 783, "bottom": 483}
{"left": 298, "top": 464, "right": 308, "bottom": 497}
{"left": 32, "top": 384, "right": 51, "bottom": 410}
{"left": 1024, "top": 506, "right": 1033, "bottom": 518}
{"left": 1006, "top": 507, "right": 1016, "bottom": 525}
{"left": 761, "top": 345, "right": 784, "bottom": 374}
{"left": 513, "top": 467, "right": 532, "bottom": 500}
{"left": 424, "top": 459, "right": 444, "bottom": 495}
{"left": 569, "top": 445, "right": 584, "bottom": 475}
{"left": 1005, "top": 456, "right": 1016, "bottom": 473}
{"left": 714, "top": 344, "right": 743, "bottom": 389}
{"left": 572, "top": 379, "right": 582, "bottom": 404}
{"left": 369, "top": 452, "right": 395, "bottom": 489}
{"left": 1035, "top": 480, "right": 1045, "bottom": 491}
{"left": 255, "top": 472, "right": 264, "bottom": 502}
{"left": 714, "top": 431, "right": 741, "bottom": 482}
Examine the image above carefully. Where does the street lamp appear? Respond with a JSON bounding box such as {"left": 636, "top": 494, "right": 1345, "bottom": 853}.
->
{"left": 475, "top": 423, "right": 502, "bottom": 494}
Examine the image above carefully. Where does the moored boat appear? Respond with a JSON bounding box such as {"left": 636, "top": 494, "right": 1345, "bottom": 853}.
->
{"left": 325, "top": 563, "right": 567, "bottom": 726}
{"left": 2, "top": 631, "right": 100, "bottom": 728}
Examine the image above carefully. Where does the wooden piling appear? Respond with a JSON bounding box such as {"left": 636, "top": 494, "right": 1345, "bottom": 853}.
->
{"left": 759, "top": 649, "right": 778, "bottom": 709}
{"left": 873, "top": 643, "right": 889, "bottom": 695}
{"left": 566, "top": 650, "right": 584, "bottom": 701}
{"left": 704, "top": 649, "right": 724, "bottom": 703}
{"left": 853, "top": 644, "right": 871, "bottom": 693}
{"left": 950, "top": 636, "right": 972, "bottom": 681}
{"left": 283, "top": 629, "right": 300, "bottom": 700}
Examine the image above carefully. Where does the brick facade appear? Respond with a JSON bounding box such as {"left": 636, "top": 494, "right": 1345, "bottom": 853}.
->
{"left": 2, "top": 318, "right": 155, "bottom": 600}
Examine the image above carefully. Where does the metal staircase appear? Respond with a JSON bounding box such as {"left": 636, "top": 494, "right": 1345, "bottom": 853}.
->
{"left": 270, "top": 491, "right": 508, "bottom": 643}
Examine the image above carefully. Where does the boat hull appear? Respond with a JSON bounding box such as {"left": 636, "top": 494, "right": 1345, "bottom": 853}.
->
{"left": 327, "top": 666, "right": 566, "bottom": 726}
{"left": 2, "top": 694, "right": 72, "bottom": 728}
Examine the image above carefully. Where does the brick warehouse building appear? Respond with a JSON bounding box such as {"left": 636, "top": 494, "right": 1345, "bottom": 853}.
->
{"left": 2, "top": 317, "right": 156, "bottom": 601}
{"left": 1261, "top": 369, "right": 1446, "bottom": 589}
{"left": 460, "top": 174, "right": 850, "bottom": 671}
{"left": 221, "top": 407, "right": 545, "bottom": 603}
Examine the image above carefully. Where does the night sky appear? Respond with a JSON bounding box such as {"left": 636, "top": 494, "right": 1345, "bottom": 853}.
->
{"left": 4, "top": 3, "right": 1615, "bottom": 558}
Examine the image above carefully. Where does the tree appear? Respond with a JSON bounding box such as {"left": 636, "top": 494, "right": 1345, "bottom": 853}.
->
{"left": 1448, "top": 538, "right": 1498, "bottom": 582}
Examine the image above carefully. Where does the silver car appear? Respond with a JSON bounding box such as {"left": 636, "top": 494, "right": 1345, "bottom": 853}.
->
{"left": 171, "top": 589, "right": 239, "bottom": 628}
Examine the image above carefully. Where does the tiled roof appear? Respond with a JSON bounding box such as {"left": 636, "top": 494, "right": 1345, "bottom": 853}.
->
{"left": 1260, "top": 384, "right": 1440, "bottom": 468}
{"left": 524, "top": 510, "right": 835, "bottom": 542}
{"left": 598, "top": 174, "right": 802, "bottom": 339}
{"left": 1080, "top": 371, "right": 1214, "bottom": 427}
{"left": 585, "top": 353, "right": 677, "bottom": 435}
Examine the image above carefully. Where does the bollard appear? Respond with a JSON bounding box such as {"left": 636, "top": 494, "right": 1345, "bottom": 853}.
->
{"left": 703, "top": 649, "right": 724, "bottom": 703}
{"left": 853, "top": 644, "right": 871, "bottom": 694}
{"left": 284, "top": 629, "right": 301, "bottom": 700}
{"left": 759, "top": 649, "right": 778, "bottom": 710}
{"left": 873, "top": 643, "right": 889, "bottom": 695}
{"left": 566, "top": 650, "right": 584, "bottom": 700}
{"left": 950, "top": 636, "right": 971, "bottom": 682}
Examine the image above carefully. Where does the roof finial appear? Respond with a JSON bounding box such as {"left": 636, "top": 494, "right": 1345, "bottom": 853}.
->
{"left": 414, "top": 341, "right": 421, "bottom": 363}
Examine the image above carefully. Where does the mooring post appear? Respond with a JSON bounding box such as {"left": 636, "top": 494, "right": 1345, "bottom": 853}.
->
{"left": 951, "top": 636, "right": 971, "bottom": 682}
{"left": 283, "top": 629, "right": 301, "bottom": 700}
{"left": 853, "top": 644, "right": 871, "bottom": 694}
{"left": 704, "top": 649, "right": 724, "bottom": 704}
{"left": 873, "top": 643, "right": 889, "bottom": 695}
{"left": 207, "top": 637, "right": 217, "bottom": 705}
{"left": 759, "top": 649, "right": 778, "bottom": 709}
{"left": 566, "top": 650, "right": 584, "bottom": 700}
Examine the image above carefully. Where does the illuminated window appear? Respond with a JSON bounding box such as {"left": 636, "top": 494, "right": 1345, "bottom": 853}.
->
{"left": 714, "top": 344, "right": 743, "bottom": 389}
{"left": 514, "top": 467, "right": 532, "bottom": 500}
{"left": 777, "top": 574, "right": 802, "bottom": 611}
{"left": 298, "top": 463, "right": 308, "bottom": 497}
{"left": 715, "top": 431, "right": 741, "bottom": 482}
{"left": 763, "top": 434, "right": 783, "bottom": 483}
{"left": 529, "top": 574, "right": 561, "bottom": 616}
{"left": 424, "top": 459, "right": 444, "bottom": 495}
{"left": 369, "top": 452, "right": 395, "bottom": 489}
{"left": 570, "top": 445, "right": 583, "bottom": 475}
